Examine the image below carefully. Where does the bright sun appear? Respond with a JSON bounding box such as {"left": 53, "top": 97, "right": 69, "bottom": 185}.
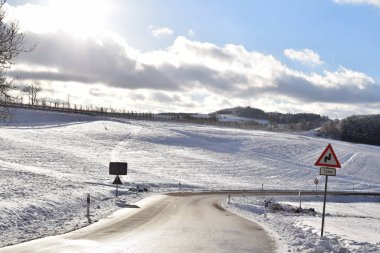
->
{"left": 48, "top": 0, "right": 110, "bottom": 37}
{"left": 8, "top": 0, "right": 111, "bottom": 37}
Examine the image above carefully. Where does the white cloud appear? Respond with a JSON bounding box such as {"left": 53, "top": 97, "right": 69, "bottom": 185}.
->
{"left": 7, "top": 1, "right": 380, "bottom": 117}
{"left": 284, "top": 48, "right": 323, "bottom": 66}
{"left": 148, "top": 25, "right": 174, "bottom": 37}
{"left": 13, "top": 33, "right": 379, "bottom": 107}
{"left": 334, "top": 0, "right": 380, "bottom": 8}
{"left": 306, "top": 67, "right": 374, "bottom": 89}
{"left": 188, "top": 29, "right": 195, "bottom": 36}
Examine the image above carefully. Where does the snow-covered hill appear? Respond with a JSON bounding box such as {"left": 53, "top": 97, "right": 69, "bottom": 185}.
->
{"left": 217, "top": 113, "right": 270, "bottom": 125}
{"left": 0, "top": 108, "right": 379, "bottom": 251}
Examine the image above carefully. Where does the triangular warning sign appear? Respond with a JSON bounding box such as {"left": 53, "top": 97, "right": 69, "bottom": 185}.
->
{"left": 113, "top": 175, "right": 122, "bottom": 185}
{"left": 315, "top": 143, "right": 341, "bottom": 168}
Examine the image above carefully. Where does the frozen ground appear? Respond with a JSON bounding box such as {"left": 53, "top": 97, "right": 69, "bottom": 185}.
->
{"left": 0, "top": 108, "right": 379, "bottom": 250}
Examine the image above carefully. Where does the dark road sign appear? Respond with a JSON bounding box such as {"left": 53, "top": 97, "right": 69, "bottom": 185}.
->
{"left": 109, "top": 162, "right": 128, "bottom": 175}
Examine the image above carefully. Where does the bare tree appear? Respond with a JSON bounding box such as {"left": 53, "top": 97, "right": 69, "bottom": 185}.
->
{"left": 0, "top": 0, "right": 29, "bottom": 119}
{"left": 22, "top": 82, "right": 42, "bottom": 105}
{"left": 67, "top": 94, "right": 71, "bottom": 108}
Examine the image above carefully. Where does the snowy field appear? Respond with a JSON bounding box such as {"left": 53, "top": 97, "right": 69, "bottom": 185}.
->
{"left": 0, "top": 108, "right": 379, "bottom": 251}
{"left": 223, "top": 195, "right": 380, "bottom": 253}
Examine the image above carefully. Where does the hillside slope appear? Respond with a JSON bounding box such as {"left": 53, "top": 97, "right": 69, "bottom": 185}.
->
{"left": 0, "top": 108, "right": 379, "bottom": 247}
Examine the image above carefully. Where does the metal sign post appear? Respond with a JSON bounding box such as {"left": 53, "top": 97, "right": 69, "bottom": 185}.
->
{"left": 321, "top": 175, "right": 328, "bottom": 237}
{"left": 113, "top": 175, "right": 122, "bottom": 197}
{"left": 314, "top": 144, "right": 341, "bottom": 237}
{"left": 319, "top": 167, "right": 336, "bottom": 237}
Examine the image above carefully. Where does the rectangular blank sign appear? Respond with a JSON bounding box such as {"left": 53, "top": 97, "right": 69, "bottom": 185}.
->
{"left": 109, "top": 162, "right": 128, "bottom": 175}
{"left": 320, "top": 167, "right": 336, "bottom": 176}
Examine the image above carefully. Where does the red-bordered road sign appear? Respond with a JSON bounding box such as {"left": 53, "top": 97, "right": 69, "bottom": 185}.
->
{"left": 315, "top": 143, "right": 341, "bottom": 168}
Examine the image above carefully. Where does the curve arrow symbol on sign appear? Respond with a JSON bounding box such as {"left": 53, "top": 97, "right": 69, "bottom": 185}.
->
{"left": 315, "top": 143, "right": 341, "bottom": 168}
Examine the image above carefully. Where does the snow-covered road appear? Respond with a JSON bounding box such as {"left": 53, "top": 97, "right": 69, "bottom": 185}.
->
{"left": 0, "top": 193, "right": 274, "bottom": 253}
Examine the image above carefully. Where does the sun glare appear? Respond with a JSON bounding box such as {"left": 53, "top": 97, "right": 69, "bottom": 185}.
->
{"left": 48, "top": 0, "right": 110, "bottom": 37}
{"left": 7, "top": 0, "right": 111, "bottom": 37}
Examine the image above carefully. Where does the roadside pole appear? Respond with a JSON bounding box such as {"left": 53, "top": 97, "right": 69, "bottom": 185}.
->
{"left": 86, "top": 193, "right": 90, "bottom": 217}
{"left": 299, "top": 190, "right": 302, "bottom": 209}
{"left": 264, "top": 201, "right": 268, "bottom": 218}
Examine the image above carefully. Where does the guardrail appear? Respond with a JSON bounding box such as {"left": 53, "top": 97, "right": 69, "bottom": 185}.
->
{"left": 167, "top": 190, "right": 380, "bottom": 197}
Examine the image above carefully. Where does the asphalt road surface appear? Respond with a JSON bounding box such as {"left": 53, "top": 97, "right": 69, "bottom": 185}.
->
{"left": 0, "top": 193, "right": 275, "bottom": 253}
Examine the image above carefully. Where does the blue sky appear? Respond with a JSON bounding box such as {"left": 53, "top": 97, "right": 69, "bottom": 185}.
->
{"left": 108, "top": 0, "right": 380, "bottom": 74}
{"left": 5, "top": 0, "right": 380, "bottom": 117}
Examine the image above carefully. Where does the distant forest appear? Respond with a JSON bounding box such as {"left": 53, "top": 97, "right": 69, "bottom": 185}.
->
{"left": 215, "top": 107, "right": 380, "bottom": 146}
{"left": 319, "top": 115, "right": 380, "bottom": 146}
{"left": 214, "top": 106, "right": 329, "bottom": 130}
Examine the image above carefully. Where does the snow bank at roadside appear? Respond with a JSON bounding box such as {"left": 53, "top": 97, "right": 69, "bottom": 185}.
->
{"left": 223, "top": 195, "right": 380, "bottom": 253}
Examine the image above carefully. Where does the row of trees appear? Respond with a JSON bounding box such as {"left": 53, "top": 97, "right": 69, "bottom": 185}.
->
{"left": 213, "top": 106, "right": 330, "bottom": 131}
{"left": 215, "top": 106, "right": 267, "bottom": 119}
{"left": 340, "top": 115, "right": 380, "bottom": 145}
{"left": 318, "top": 115, "right": 380, "bottom": 146}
